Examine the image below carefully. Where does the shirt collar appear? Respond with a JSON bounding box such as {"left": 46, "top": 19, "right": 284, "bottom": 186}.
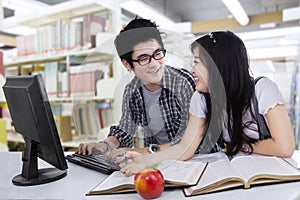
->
{"left": 161, "top": 65, "right": 173, "bottom": 91}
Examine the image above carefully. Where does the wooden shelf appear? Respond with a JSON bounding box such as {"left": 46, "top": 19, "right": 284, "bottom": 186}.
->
{"left": 17, "top": 0, "right": 114, "bottom": 27}
{"left": 1, "top": 95, "right": 113, "bottom": 104}
{"left": 0, "top": 33, "right": 16, "bottom": 47}
{"left": 6, "top": 131, "right": 82, "bottom": 149}
{"left": 4, "top": 49, "right": 113, "bottom": 67}
{"left": 49, "top": 96, "right": 113, "bottom": 103}
{"left": 7, "top": 126, "right": 109, "bottom": 149}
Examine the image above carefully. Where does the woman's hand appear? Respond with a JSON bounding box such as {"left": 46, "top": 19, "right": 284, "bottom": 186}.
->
{"left": 107, "top": 147, "right": 132, "bottom": 162}
{"left": 117, "top": 151, "right": 148, "bottom": 176}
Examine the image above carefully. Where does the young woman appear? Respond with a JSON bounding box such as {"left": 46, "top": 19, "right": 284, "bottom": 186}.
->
{"left": 117, "top": 31, "right": 295, "bottom": 176}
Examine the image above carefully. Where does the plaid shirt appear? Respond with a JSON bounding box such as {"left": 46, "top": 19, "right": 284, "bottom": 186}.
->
{"left": 108, "top": 65, "right": 195, "bottom": 147}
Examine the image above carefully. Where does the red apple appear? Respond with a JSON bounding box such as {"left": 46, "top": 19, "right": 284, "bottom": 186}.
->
{"left": 134, "top": 168, "right": 165, "bottom": 199}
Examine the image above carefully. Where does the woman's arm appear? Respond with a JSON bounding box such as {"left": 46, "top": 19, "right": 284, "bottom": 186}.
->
{"left": 119, "top": 114, "right": 206, "bottom": 176}
{"left": 252, "top": 104, "right": 295, "bottom": 157}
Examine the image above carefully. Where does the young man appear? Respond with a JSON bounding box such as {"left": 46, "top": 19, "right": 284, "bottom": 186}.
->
{"left": 77, "top": 18, "right": 195, "bottom": 156}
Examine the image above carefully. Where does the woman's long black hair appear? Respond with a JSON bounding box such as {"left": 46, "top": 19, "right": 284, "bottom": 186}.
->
{"left": 191, "top": 31, "right": 258, "bottom": 156}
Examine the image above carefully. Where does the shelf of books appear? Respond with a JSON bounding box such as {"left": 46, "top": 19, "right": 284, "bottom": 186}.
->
{"left": 289, "top": 54, "right": 300, "bottom": 149}
{"left": 4, "top": 48, "right": 113, "bottom": 68}
{"left": 17, "top": 0, "right": 113, "bottom": 28}
{"left": 6, "top": 124, "right": 110, "bottom": 151}
{"left": 2, "top": 0, "right": 121, "bottom": 149}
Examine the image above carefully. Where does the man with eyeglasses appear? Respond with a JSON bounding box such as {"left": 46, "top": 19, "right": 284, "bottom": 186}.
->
{"left": 77, "top": 18, "right": 195, "bottom": 157}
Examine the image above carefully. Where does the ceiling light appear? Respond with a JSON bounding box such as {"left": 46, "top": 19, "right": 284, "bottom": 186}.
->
{"left": 121, "top": 0, "right": 175, "bottom": 29}
{"left": 248, "top": 46, "right": 299, "bottom": 60}
{"left": 222, "top": 0, "right": 249, "bottom": 26}
{"left": 236, "top": 27, "right": 300, "bottom": 40}
{"left": 283, "top": 7, "right": 300, "bottom": 21}
{"left": 2, "top": 0, "right": 48, "bottom": 12}
{"left": 259, "top": 23, "right": 276, "bottom": 29}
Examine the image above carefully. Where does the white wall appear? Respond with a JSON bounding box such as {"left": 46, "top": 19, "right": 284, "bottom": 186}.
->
{"left": 251, "top": 60, "right": 296, "bottom": 106}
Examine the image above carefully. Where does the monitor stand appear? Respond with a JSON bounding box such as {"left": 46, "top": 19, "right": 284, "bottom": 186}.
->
{"left": 12, "top": 139, "right": 67, "bottom": 186}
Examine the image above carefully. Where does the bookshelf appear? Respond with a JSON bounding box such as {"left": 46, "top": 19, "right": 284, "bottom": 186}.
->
{"left": 2, "top": 0, "right": 122, "bottom": 148}
{"left": 49, "top": 96, "right": 113, "bottom": 104}
{"left": 17, "top": 0, "right": 114, "bottom": 28}
{"left": 4, "top": 48, "right": 113, "bottom": 68}
{"left": 6, "top": 129, "right": 108, "bottom": 150}
{"left": 290, "top": 63, "right": 300, "bottom": 149}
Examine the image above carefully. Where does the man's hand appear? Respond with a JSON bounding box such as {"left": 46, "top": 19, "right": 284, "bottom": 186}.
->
{"left": 76, "top": 142, "right": 108, "bottom": 155}
{"left": 76, "top": 136, "right": 120, "bottom": 155}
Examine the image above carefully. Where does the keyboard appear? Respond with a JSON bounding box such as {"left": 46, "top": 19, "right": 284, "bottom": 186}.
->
{"left": 66, "top": 153, "right": 120, "bottom": 174}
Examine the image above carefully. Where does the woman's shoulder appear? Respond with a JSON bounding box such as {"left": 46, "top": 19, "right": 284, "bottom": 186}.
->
{"left": 190, "top": 92, "right": 207, "bottom": 118}
{"left": 191, "top": 91, "right": 205, "bottom": 99}
{"left": 254, "top": 77, "right": 285, "bottom": 114}
{"left": 254, "top": 77, "right": 280, "bottom": 95}
{"left": 255, "top": 76, "right": 275, "bottom": 87}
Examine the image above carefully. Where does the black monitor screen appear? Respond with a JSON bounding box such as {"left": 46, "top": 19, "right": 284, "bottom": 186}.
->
{"left": 2, "top": 74, "right": 68, "bottom": 186}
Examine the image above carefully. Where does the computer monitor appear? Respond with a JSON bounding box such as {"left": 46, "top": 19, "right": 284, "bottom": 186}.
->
{"left": 2, "top": 74, "right": 68, "bottom": 186}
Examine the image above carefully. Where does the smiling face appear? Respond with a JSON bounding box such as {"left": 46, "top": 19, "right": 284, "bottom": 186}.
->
{"left": 122, "top": 39, "right": 165, "bottom": 92}
{"left": 190, "top": 46, "right": 209, "bottom": 93}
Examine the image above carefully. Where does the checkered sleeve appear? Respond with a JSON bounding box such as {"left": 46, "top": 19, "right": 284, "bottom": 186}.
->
{"left": 108, "top": 85, "right": 136, "bottom": 147}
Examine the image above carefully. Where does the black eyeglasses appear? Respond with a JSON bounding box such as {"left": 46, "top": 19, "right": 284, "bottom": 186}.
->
{"left": 131, "top": 49, "right": 166, "bottom": 66}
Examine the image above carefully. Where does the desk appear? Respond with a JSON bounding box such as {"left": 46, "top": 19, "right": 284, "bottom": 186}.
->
{"left": 1, "top": 152, "right": 300, "bottom": 200}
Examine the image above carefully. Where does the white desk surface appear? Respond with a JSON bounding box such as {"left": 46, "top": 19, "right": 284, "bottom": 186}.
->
{"left": 1, "top": 152, "right": 300, "bottom": 200}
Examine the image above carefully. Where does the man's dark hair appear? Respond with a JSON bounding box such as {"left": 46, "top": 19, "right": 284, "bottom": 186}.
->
{"left": 114, "top": 17, "right": 164, "bottom": 66}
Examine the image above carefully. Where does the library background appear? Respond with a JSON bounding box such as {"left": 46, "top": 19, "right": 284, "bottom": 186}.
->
{"left": 0, "top": 0, "right": 299, "bottom": 152}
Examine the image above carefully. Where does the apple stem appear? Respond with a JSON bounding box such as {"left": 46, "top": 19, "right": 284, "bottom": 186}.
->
{"left": 149, "top": 164, "right": 159, "bottom": 169}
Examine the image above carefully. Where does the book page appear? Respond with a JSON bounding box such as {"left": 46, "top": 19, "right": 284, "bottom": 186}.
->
{"left": 89, "top": 160, "right": 207, "bottom": 194}
{"left": 283, "top": 151, "right": 300, "bottom": 169}
{"left": 231, "top": 155, "right": 300, "bottom": 184}
{"left": 158, "top": 160, "right": 207, "bottom": 185}
{"left": 89, "top": 171, "right": 134, "bottom": 194}
{"left": 189, "top": 151, "right": 229, "bottom": 163}
{"left": 187, "top": 159, "right": 244, "bottom": 193}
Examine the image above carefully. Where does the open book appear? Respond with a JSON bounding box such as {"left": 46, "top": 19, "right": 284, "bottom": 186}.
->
{"left": 87, "top": 160, "right": 207, "bottom": 195}
{"left": 184, "top": 154, "right": 300, "bottom": 196}
{"left": 283, "top": 150, "right": 300, "bottom": 169}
